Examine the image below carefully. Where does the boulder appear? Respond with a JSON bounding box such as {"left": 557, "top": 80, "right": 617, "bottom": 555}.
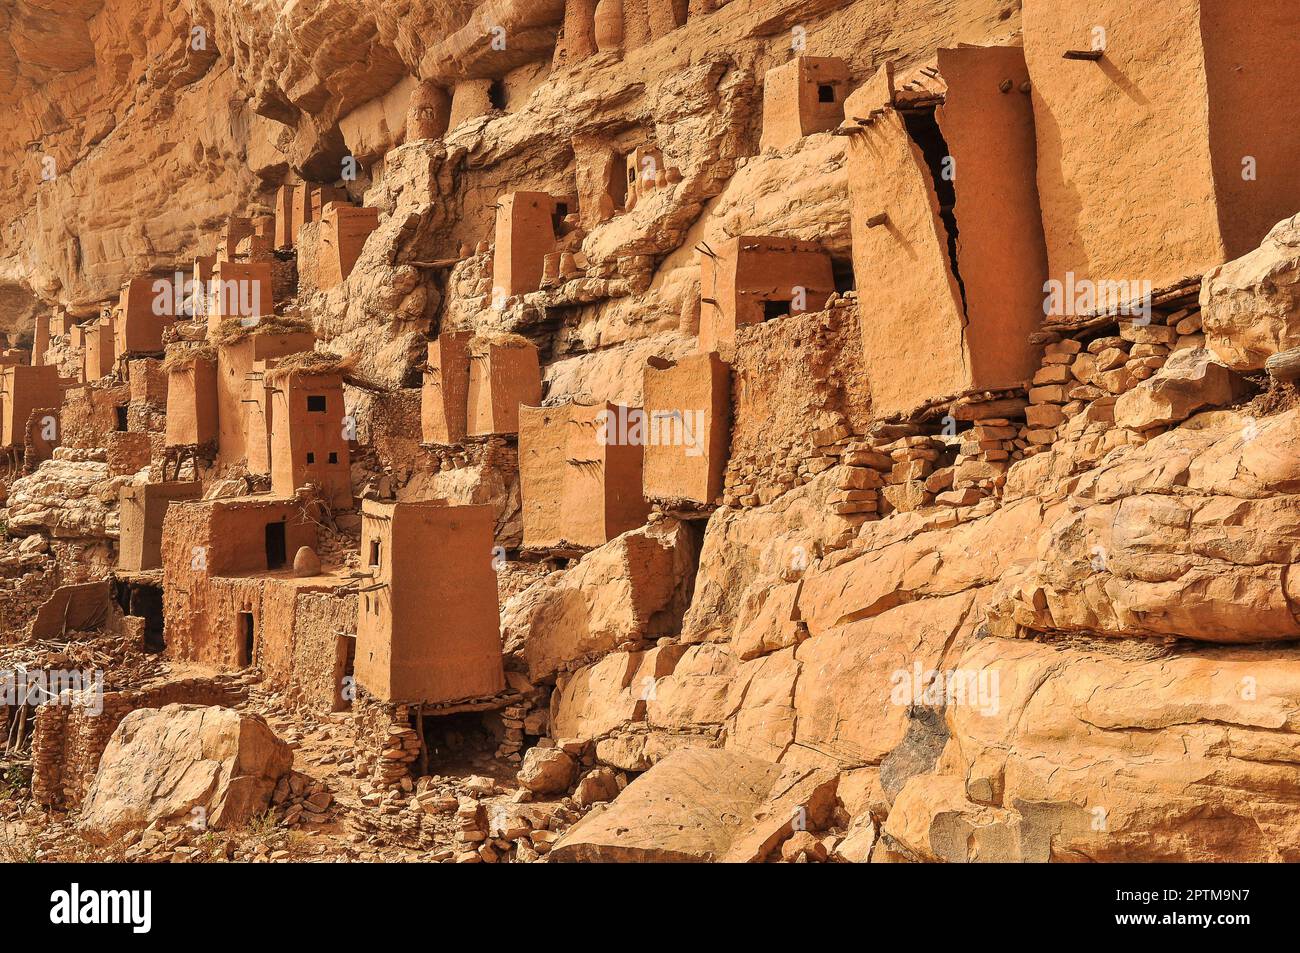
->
{"left": 78, "top": 705, "right": 292, "bottom": 843}
{"left": 572, "top": 767, "right": 621, "bottom": 808}
{"left": 1202, "top": 213, "right": 1300, "bottom": 370}
{"left": 516, "top": 746, "right": 577, "bottom": 795}
{"left": 549, "top": 748, "right": 785, "bottom": 862}
{"left": 502, "top": 520, "right": 696, "bottom": 682}
{"left": 1113, "top": 348, "right": 1244, "bottom": 431}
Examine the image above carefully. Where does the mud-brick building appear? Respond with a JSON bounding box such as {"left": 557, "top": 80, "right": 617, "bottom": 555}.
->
{"left": 160, "top": 497, "right": 319, "bottom": 668}
{"left": 206, "top": 261, "right": 273, "bottom": 338}
{"left": 1024, "top": 0, "right": 1300, "bottom": 301}
{"left": 642, "top": 351, "right": 730, "bottom": 507}
{"left": 0, "top": 365, "right": 65, "bottom": 449}
{"left": 421, "top": 331, "right": 472, "bottom": 445}
{"left": 114, "top": 277, "right": 178, "bottom": 359}
{"left": 269, "top": 369, "right": 352, "bottom": 509}
{"left": 315, "top": 204, "right": 379, "bottom": 289}
{"left": 422, "top": 332, "right": 541, "bottom": 443}
{"left": 698, "top": 235, "right": 835, "bottom": 352}
{"left": 493, "top": 191, "right": 567, "bottom": 297}
{"left": 117, "top": 481, "right": 202, "bottom": 572}
{"left": 847, "top": 45, "right": 1048, "bottom": 417}
{"left": 761, "top": 55, "right": 851, "bottom": 151}
{"left": 355, "top": 500, "right": 505, "bottom": 704}
{"left": 215, "top": 328, "right": 316, "bottom": 470}
{"left": 519, "top": 401, "right": 650, "bottom": 550}
{"left": 164, "top": 352, "right": 218, "bottom": 450}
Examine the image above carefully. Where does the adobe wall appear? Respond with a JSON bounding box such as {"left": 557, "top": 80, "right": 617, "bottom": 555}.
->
{"left": 270, "top": 372, "right": 352, "bottom": 508}
{"left": 724, "top": 302, "right": 870, "bottom": 508}
{"left": 2, "top": 366, "right": 67, "bottom": 447}
{"left": 258, "top": 575, "right": 352, "bottom": 709}
{"left": 1200, "top": 0, "right": 1300, "bottom": 261}
{"left": 115, "top": 276, "right": 176, "bottom": 356}
{"left": 355, "top": 501, "right": 505, "bottom": 704}
{"left": 699, "top": 236, "right": 835, "bottom": 351}
{"left": 421, "top": 332, "right": 472, "bottom": 444}
{"left": 761, "top": 56, "right": 850, "bottom": 152}
{"left": 284, "top": 590, "right": 357, "bottom": 713}
{"left": 466, "top": 338, "right": 542, "bottom": 436}
{"left": 935, "top": 44, "right": 1046, "bottom": 391}
{"left": 1023, "top": 0, "right": 1222, "bottom": 293}
{"left": 83, "top": 321, "right": 115, "bottom": 381}
{"left": 160, "top": 498, "right": 318, "bottom": 664}
{"left": 315, "top": 205, "right": 380, "bottom": 289}
{"left": 218, "top": 331, "right": 315, "bottom": 469}
{"left": 564, "top": 401, "right": 649, "bottom": 549}
{"left": 642, "top": 351, "right": 730, "bottom": 506}
{"left": 207, "top": 261, "right": 273, "bottom": 337}
{"left": 493, "top": 192, "right": 558, "bottom": 298}
{"left": 117, "top": 481, "right": 202, "bottom": 571}
{"left": 849, "top": 109, "right": 968, "bottom": 418}
{"left": 164, "top": 357, "right": 218, "bottom": 449}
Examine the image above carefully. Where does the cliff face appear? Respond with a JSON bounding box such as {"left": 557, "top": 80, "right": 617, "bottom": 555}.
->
{"left": 6, "top": 0, "right": 1300, "bottom": 865}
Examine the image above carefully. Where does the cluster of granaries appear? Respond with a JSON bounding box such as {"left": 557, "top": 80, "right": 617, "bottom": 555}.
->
{"left": 19, "top": 1, "right": 1300, "bottom": 731}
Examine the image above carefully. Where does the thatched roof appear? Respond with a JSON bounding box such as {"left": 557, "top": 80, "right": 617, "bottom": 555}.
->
{"left": 160, "top": 344, "right": 216, "bottom": 373}
{"left": 212, "top": 315, "right": 314, "bottom": 346}
{"left": 469, "top": 330, "right": 533, "bottom": 353}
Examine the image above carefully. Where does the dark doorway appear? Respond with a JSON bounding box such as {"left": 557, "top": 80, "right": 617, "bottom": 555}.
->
{"left": 265, "top": 521, "right": 287, "bottom": 569}
{"left": 114, "top": 406, "right": 128, "bottom": 431}
{"left": 818, "top": 83, "right": 836, "bottom": 103}
{"left": 764, "top": 299, "right": 793, "bottom": 321}
{"left": 238, "top": 612, "right": 255, "bottom": 667}
{"left": 133, "top": 585, "right": 165, "bottom": 652}
{"left": 488, "top": 79, "right": 507, "bottom": 110}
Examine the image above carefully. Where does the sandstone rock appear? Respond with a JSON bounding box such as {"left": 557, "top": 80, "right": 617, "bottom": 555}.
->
{"left": 780, "top": 830, "right": 828, "bottom": 863}
{"left": 516, "top": 746, "right": 577, "bottom": 795}
{"left": 549, "top": 748, "right": 785, "bottom": 862}
{"left": 1113, "top": 348, "right": 1245, "bottom": 431}
{"left": 572, "top": 767, "right": 621, "bottom": 808}
{"left": 1202, "top": 213, "right": 1300, "bottom": 370}
{"left": 79, "top": 705, "right": 292, "bottom": 843}
{"left": 503, "top": 520, "right": 696, "bottom": 681}
{"left": 291, "top": 546, "right": 322, "bottom": 577}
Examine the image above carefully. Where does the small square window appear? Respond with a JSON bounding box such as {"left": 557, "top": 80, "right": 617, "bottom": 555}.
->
{"left": 328, "top": 452, "right": 338, "bottom": 464}
{"left": 306, "top": 452, "right": 315, "bottom": 464}
{"left": 818, "top": 83, "right": 836, "bottom": 103}
{"left": 307, "top": 395, "right": 327, "bottom": 413}
{"left": 764, "top": 299, "right": 792, "bottom": 320}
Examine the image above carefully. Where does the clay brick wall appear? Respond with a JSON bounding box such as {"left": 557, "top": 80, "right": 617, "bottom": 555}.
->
{"left": 642, "top": 351, "right": 730, "bottom": 506}
{"left": 30, "top": 676, "right": 247, "bottom": 807}
{"left": 761, "top": 56, "right": 850, "bottom": 151}
{"left": 355, "top": 500, "right": 505, "bottom": 705}
{"left": 519, "top": 401, "right": 650, "bottom": 549}
{"left": 723, "top": 301, "right": 870, "bottom": 508}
